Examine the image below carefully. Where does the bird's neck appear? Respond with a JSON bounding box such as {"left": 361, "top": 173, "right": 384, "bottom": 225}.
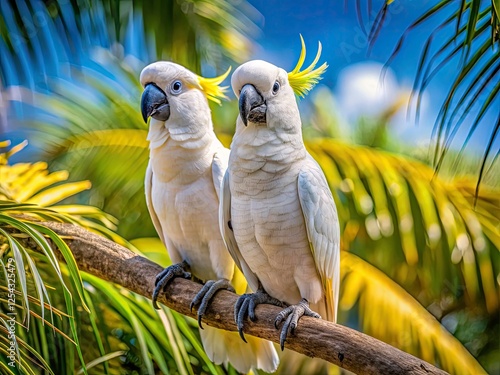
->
{"left": 148, "top": 119, "right": 219, "bottom": 183}
{"left": 230, "top": 124, "right": 306, "bottom": 175}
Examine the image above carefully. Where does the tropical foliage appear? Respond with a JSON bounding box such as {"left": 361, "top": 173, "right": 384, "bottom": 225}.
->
{"left": 0, "top": 0, "right": 257, "bottom": 84}
{"left": 1, "top": 0, "right": 499, "bottom": 374}
{"left": 0, "top": 141, "right": 235, "bottom": 375}
{"left": 367, "top": 0, "right": 499, "bottom": 191}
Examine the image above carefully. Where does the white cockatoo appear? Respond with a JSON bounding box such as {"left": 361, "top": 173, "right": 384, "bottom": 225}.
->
{"left": 140, "top": 61, "right": 279, "bottom": 373}
{"left": 220, "top": 37, "right": 340, "bottom": 350}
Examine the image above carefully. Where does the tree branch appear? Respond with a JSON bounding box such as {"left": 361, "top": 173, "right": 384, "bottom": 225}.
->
{"left": 19, "top": 221, "right": 447, "bottom": 375}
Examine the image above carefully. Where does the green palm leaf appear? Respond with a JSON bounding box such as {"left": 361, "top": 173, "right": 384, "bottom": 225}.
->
{"left": 0, "top": 142, "right": 229, "bottom": 374}
{"left": 0, "top": 0, "right": 259, "bottom": 85}
{"left": 366, "top": 0, "right": 500, "bottom": 192}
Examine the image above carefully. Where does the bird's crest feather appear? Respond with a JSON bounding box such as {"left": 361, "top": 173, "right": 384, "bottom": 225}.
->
{"left": 288, "top": 35, "right": 328, "bottom": 98}
{"left": 196, "top": 67, "right": 232, "bottom": 105}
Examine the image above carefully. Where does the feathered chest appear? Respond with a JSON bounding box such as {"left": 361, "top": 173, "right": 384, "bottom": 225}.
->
{"left": 150, "top": 139, "right": 213, "bottom": 184}
{"left": 229, "top": 127, "right": 306, "bottom": 178}
{"left": 229, "top": 152, "right": 305, "bottom": 198}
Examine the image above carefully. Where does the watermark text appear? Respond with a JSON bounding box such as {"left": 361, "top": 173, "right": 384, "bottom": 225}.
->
{"left": 6, "top": 257, "right": 17, "bottom": 367}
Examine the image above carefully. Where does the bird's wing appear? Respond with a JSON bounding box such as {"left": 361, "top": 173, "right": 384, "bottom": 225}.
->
{"left": 297, "top": 156, "right": 340, "bottom": 322}
{"left": 145, "top": 161, "right": 166, "bottom": 244}
{"left": 211, "top": 147, "right": 230, "bottom": 201}
{"left": 211, "top": 148, "right": 247, "bottom": 294}
{"left": 219, "top": 170, "right": 260, "bottom": 292}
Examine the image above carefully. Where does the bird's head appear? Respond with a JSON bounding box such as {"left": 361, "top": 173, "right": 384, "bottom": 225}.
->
{"left": 231, "top": 36, "right": 327, "bottom": 132}
{"left": 140, "top": 61, "right": 230, "bottom": 130}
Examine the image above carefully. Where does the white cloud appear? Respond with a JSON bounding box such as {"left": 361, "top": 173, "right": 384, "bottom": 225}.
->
{"left": 336, "top": 61, "right": 400, "bottom": 119}
{"left": 335, "top": 61, "right": 434, "bottom": 144}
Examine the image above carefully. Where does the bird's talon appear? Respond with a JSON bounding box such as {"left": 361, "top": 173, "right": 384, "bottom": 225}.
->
{"left": 238, "top": 329, "right": 247, "bottom": 343}
{"left": 190, "top": 278, "right": 233, "bottom": 329}
{"left": 248, "top": 299, "right": 257, "bottom": 321}
{"left": 151, "top": 262, "right": 190, "bottom": 309}
{"left": 233, "top": 289, "right": 286, "bottom": 343}
{"left": 274, "top": 298, "right": 321, "bottom": 350}
{"left": 279, "top": 328, "right": 287, "bottom": 351}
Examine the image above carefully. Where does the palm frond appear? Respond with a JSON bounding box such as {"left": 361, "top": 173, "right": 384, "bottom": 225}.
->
{"left": 307, "top": 139, "right": 499, "bottom": 314}
{"left": 0, "top": 211, "right": 91, "bottom": 374}
{"left": 131, "top": 237, "right": 227, "bottom": 374}
{"left": 341, "top": 251, "right": 486, "bottom": 374}
{"left": 0, "top": 141, "right": 134, "bottom": 246}
{"left": 77, "top": 236, "right": 226, "bottom": 375}
{"left": 0, "top": 143, "right": 113, "bottom": 374}
{"left": 0, "top": 0, "right": 259, "bottom": 89}
{"left": 78, "top": 351, "right": 126, "bottom": 374}
{"left": 194, "top": 133, "right": 500, "bottom": 370}
{"left": 0, "top": 141, "right": 228, "bottom": 374}
{"left": 365, "top": 0, "right": 500, "bottom": 194}
{"left": 9, "top": 59, "right": 154, "bottom": 239}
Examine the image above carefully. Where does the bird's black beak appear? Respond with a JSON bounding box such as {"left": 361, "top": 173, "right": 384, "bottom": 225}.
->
{"left": 239, "top": 84, "right": 266, "bottom": 127}
{"left": 141, "top": 83, "right": 170, "bottom": 123}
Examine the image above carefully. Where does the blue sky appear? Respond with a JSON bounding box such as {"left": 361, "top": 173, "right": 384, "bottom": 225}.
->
{"left": 247, "top": 0, "right": 499, "bottom": 157}
{"left": 1, "top": 0, "right": 498, "bottom": 162}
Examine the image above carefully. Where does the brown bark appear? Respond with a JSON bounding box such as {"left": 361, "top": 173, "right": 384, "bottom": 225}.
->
{"left": 14, "top": 221, "right": 448, "bottom": 375}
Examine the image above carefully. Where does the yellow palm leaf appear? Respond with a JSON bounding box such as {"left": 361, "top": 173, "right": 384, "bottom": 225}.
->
{"left": 306, "top": 139, "right": 499, "bottom": 314}
{"left": 27, "top": 181, "right": 92, "bottom": 206}
{"left": 341, "top": 251, "right": 486, "bottom": 374}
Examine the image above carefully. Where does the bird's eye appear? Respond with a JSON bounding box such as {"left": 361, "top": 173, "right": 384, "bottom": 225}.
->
{"left": 171, "top": 80, "right": 182, "bottom": 94}
{"left": 272, "top": 81, "right": 280, "bottom": 94}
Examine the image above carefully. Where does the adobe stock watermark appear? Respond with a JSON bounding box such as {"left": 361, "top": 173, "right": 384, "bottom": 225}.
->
{"left": 6, "top": 257, "right": 17, "bottom": 368}
{"left": 340, "top": 0, "right": 410, "bottom": 63}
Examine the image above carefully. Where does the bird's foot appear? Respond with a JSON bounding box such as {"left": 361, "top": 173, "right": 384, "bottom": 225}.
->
{"left": 234, "top": 289, "right": 286, "bottom": 342}
{"left": 190, "top": 278, "right": 235, "bottom": 329}
{"left": 274, "top": 298, "right": 321, "bottom": 350}
{"left": 152, "top": 261, "right": 191, "bottom": 309}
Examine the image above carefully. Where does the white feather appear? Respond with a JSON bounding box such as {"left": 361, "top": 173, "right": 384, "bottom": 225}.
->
{"left": 142, "top": 61, "right": 279, "bottom": 373}
{"left": 226, "top": 60, "right": 340, "bottom": 321}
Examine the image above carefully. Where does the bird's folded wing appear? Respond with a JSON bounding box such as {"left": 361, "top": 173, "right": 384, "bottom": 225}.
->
{"left": 145, "top": 162, "right": 166, "bottom": 245}
{"left": 211, "top": 148, "right": 230, "bottom": 200}
{"left": 219, "top": 171, "right": 260, "bottom": 292}
{"left": 297, "top": 157, "right": 340, "bottom": 322}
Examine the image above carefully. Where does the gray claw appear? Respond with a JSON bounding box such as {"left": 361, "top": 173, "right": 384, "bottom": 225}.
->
{"left": 234, "top": 288, "right": 285, "bottom": 343}
{"left": 191, "top": 280, "right": 214, "bottom": 312}
{"left": 237, "top": 296, "right": 251, "bottom": 342}
{"left": 274, "top": 298, "right": 321, "bottom": 350}
{"left": 191, "top": 279, "right": 234, "bottom": 329}
{"left": 152, "top": 261, "right": 191, "bottom": 309}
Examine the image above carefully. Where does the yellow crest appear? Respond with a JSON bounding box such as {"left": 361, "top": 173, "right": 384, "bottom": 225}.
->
{"left": 196, "top": 67, "right": 232, "bottom": 105}
{"left": 288, "top": 35, "right": 328, "bottom": 97}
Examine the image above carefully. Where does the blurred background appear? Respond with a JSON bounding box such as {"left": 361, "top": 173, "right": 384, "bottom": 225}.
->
{"left": 0, "top": 0, "right": 499, "bottom": 374}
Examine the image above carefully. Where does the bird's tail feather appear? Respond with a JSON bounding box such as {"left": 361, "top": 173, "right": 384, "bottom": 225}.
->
{"left": 200, "top": 325, "right": 279, "bottom": 373}
{"left": 319, "top": 281, "right": 337, "bottom": 322}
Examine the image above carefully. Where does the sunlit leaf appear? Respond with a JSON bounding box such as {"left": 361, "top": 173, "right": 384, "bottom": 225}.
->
{"left": 341, "top": 251, "right": 486, "bottom": 374}
{"left": 367, "top": 0, "right": 499, "bottom": 195}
